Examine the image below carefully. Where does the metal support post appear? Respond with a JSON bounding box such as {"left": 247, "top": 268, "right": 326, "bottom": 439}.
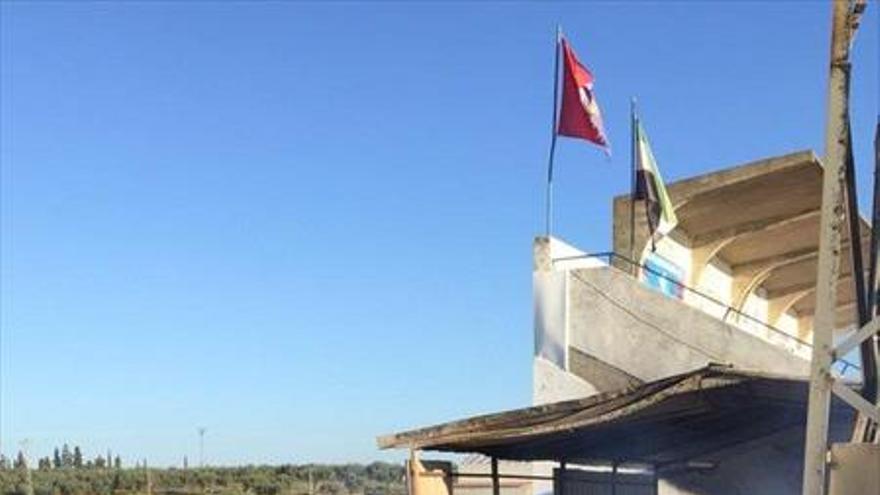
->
{"left": 558, "top": 461, "right": 566, "bottom": 495}
{"left": 802, "top": 1, "right": 856, "bottom": 494}
{"left": 491, "top": 457, "right": 500, "bottom": 495}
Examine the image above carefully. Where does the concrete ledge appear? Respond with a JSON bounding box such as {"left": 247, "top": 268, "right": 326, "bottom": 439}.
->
{"left": 567, "top": 265, "right": 810, "bottom": 382}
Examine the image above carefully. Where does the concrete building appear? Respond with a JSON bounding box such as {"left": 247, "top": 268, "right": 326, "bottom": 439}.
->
{"left": 528, "top": 150, "right": 866, "bottom": 495}
{"left": 380, "top": 150, "right": 870, "bottom": 494}
{"left": 535, "top": 149, "right": 867, "bottom": 399}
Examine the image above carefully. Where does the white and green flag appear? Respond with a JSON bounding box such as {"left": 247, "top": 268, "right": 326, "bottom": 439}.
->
{"left": 634, "top": 121, "right": 677, "bottom": 238}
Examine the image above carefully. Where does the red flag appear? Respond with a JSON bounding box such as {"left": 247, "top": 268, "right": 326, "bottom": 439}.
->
{"left": 557, "top": 38, "right": 609, "bottom": 149}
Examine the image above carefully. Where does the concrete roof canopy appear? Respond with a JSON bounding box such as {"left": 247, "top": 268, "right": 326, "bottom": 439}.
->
{"left": 614, "top": 150, "right": 871, "bottom": 332}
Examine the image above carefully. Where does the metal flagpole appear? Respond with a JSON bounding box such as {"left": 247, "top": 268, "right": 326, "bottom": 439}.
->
{"left": 629, "top": 98, "right": 638, "bottom": 265}
{"left": 869, "top": 118, "right": 880, "bottom": 317}
{"left": 630, "top": 100, "right": 656, "bottom": 256}
{"left": 545, "top": 26, "right": 562, "bottom": 238}
{"left": 644, "top": 198, "right": 657, "bottom": 253}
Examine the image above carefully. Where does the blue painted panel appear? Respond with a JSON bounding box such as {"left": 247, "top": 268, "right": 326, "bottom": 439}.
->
{"left": 641, "top": 253, "right": 685, "bottom": 300}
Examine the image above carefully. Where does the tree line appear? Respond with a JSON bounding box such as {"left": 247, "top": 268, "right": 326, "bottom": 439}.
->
{"left": 0, "top": 447, "right": 405, "bottom": 495}
{"left": 0, "top": 445, "right": 122, "bottom": 473}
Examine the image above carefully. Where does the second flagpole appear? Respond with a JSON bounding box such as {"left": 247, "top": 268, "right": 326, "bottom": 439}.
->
{"left": 629, "top": 98, "right": 637, "bottom": 263}
{"left": 545, "top": 27, "right": 562, "bottom": 238}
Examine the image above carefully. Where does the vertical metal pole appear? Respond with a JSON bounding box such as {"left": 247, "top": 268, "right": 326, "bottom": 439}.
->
{"left": 545, "top": 27, "right": 562, "bottom": 238}
{"left": 558, "top": 461, "right": 567, "bottom": 495}
{"left": 630, "top": 99, "right": 638, "bottom": 270}
{"left": 844, "top": 120, "right": 880, "bottom": 445}
{"left": 198, "top": 427, "right": 206, "bottom": 468}
{"left": 844, "top": 122, "right": 875, "bottom": 392}
{"left": 546, "top": 143, "right": 558, "bottom": 238}
{"left": 631, "top": 103, "right": 657, "bottom": 256}
{"left": 408, "top": 451, "right": 417, "bottom": 495}
{"left": 653, "top": 464, "right": 659, "bottom": 495}
{"left": 802, "top": 1, "right": 852, "bottom": 494}
{"left": 861, "top": 119, "right": 880, "bottom": 445}
{"left": 873, "top": 118, "right": 880, "bottom": 386}
{"left": 491, "top": 457, "right": 500, "bottom": 495}
{"left": 610, "top": 462, "right": 618, "bottom": 495}
{"left": 867, "top": 119, "right": 880, "bottom": 315}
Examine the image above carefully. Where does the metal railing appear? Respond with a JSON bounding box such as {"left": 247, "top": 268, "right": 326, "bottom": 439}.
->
{"left": 551, "top": 251, "right": 860, "bottom": 375}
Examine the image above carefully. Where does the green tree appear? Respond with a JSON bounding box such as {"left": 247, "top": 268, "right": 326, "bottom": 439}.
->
{"left": 13, "top": 451, "right": 26, "bottom": 470}
{"left": 72, "top": 447, "right": 83, "bottom": 469}
{"left": 111, "top": 469, "right": 122, "bottom": 492}
{"left": 52, "top": 448, "right": 61, "bottom": 469}
{"left": 94, "top": 456, "right": 106, "bottom": 469}
{"left": 114, "top": 456, "right": 121, "bottom": 469}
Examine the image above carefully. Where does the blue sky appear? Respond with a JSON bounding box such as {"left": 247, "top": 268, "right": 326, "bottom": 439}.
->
{"left": 1, "top": 2, "right": 877, "bottom": 466}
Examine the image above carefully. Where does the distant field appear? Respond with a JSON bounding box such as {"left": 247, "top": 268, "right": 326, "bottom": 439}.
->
{"left": 0, "top": 463, "right": 406, "bottom": 495}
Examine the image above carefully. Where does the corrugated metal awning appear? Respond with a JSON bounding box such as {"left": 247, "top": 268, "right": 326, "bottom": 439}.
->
{"left": 377, "top": 365, "right": 854, "bottom": 466}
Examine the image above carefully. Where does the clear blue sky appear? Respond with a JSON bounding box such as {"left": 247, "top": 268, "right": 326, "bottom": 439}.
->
{"left": 1, "top": 1, "right": 877, "bottom": 467}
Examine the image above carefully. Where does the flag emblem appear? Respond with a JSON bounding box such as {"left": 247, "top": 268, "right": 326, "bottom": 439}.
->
{"left": 557, "top": 37, "right": 609, "bottom": 150}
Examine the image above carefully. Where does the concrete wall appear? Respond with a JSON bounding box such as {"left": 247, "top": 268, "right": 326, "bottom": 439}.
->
{"left": 692, "top": 261, "right": 731, "bottom": 320}
{"left": 533, "top": 356, "right": 596, "bottom": 406}
{"left": 648, "top": 235, "right": 805, "bottom": 350}
{"left": 532, "top": 346, "right": 596, "bottom": 495}
{"left": 532, "top": 234, "right": 809, "bottom": 391}
{"left": 828, "top": 443, "right": 880, "bottom": 495}
{"left": 567, "top": 265, "right": 810, "bottom": 383}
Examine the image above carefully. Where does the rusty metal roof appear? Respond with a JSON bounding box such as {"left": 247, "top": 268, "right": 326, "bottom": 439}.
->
{"left": 377, "top": 365, "right": 854, "bottom": 466}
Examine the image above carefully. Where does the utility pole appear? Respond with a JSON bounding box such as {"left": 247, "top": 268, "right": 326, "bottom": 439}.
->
{"left": 183, "top": 455, "right": 189, "bottom": 489}
{"left": 802, "top": 1, "right": 852, "bottom": 493}
{"left": 802, "top": 1, "right": 875, "bottom": 494}
{"left": 198, "top": 427, "right": 206, "bottom": 468}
